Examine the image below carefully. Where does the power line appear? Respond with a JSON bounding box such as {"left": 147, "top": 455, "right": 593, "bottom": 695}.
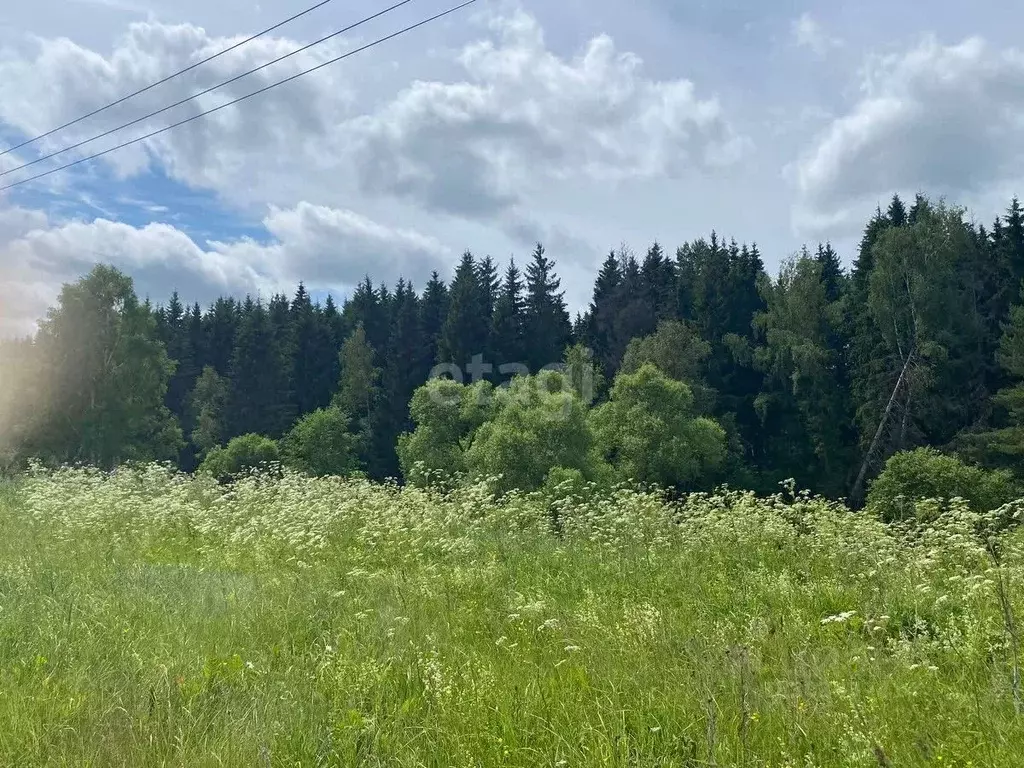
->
{"left": 0, "top": 0, "right": 479, "bottom": 193}
{"left": 0, "top": 0, "right": 343, "bottom": 159}
{"left": 0, "top": 0, "right": 418, "bottom": 179}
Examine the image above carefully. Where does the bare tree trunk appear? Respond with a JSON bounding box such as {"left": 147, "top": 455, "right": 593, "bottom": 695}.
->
{"left": 899, "top": 386, "right": 912, "bottom": 451}
{"left": 850, "top": 350, "right": 915, "bottom": 507}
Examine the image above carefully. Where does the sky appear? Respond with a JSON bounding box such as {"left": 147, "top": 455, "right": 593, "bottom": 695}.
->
{"left": 2, "top": 0, "right": 1024, "bottom": 336}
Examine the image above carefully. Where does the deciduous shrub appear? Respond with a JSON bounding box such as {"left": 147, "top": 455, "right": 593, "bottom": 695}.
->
{"left": 280, "top": 407, "right": 360, "bottom": 478}
{"left": 868, "top": 447, "right": 1018, "bottom": 523}
{"left": 591, "top": 363, "right": 726, "bottom": 491}
{"left": 199, "top": 434, "right": 280, "bottom": 482}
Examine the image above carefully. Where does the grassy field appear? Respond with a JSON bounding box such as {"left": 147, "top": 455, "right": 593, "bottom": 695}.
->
{"left": 1, "top": 466, "right": 1023, "bottom": 766}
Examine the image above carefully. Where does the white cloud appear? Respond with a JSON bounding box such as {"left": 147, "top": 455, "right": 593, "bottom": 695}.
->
{"left": 792, "top": 36, "right": 1024, "bottom": 236}
{"left": 0, "top": 19, "right": 355, "bottom": 186}
{"left": 0, "top": 201, "right": 452, "bottom": 335}
{"left": 0, "top": 206, "right": 54, "bottom": 336}
{"left": 0, "top": 8, "right": 746, "bottom": 223}
{"left": 792, "top": 12, "right": 842, "bottom": 57}
{"left": 209, "top": 202, "right": 453, "bottom": 290}
{"left": 351, "top": 10, "right": 748, "bottom": 219}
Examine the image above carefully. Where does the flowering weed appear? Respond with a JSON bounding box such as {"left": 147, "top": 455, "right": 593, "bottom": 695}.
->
{"left": 0, "top": 466, "right": 1022, "bottom": 765}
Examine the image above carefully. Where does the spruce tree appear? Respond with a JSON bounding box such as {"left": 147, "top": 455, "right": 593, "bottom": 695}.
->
{"left": 609, "top": 249, "right": 650, "bottom": 370}
{"left": 290, "top": 283, "right": 316, "bottom": 416}
{"left": 849, "top": 206, "right": 898, "bottom": 461}
{"left": 523, "top": 243, "right": 571, "bottom": 373}
{"left": 189, "top": 366, "right": 229, "bottom": 458}
{"left": 753, "top": 252, "right": 855, "bottom": 495}
{"left": 372, "top": 280, "right": 424, "bottom": 478}
{"left": 587, "top": 250, "right": 623, "bottom": 378}
{"left": 641, "top": 242, "right": 674, "bottom": 326}
{"left": 228, "top": 299, "right": 294, "bottom": 439}
{"left": 887, "top": 194, "right": 908, "bottom": 227}
{"left": 345, "top": 278, "right": 388, "bottom": 365}
{"left": 420, "top": 272, "right": 449, "bottom": 372}
{"left": 269, "top": 292, "right": 297, "bottom": 427}
{"left": 160, "top": 291, "right": 194, "bottom": 427}
{"left": 971, "top": 283, "right": 1024, "bottom": 472}
{"left": 203, "top": 297, "right": 240, "bottom": 377}
{"left": 477, "top": 256, "right": 500, "bottom": 332}
{"left": 490, "top": 259, "right": 526, "bottom": 372}
{"left": 439, "top": 252, "right": 487, "bottom": 370}
{"left": 815, "top": 243, "right": 845, "bottom": 304}
{"left": 187, "top": 302, "right": 204, "bottom": 365}
{"left": 322, "top": 294, "right": 346, "bottom": 350}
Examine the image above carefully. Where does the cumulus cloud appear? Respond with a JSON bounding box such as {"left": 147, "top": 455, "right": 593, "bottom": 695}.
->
{"left": 0, "top": 8, "right": 744, "bottom": 220}
{"left": 0, "top": 19, "right": 354, "bottom": 186}
{"left": 351, "top": 10, "right": 748, "bottom": 218}
{"left": 792, "top": 13, "right": 842, "bottom": 57}
{"left": 792, "top": 36, "right": 1024, "bottom": 236}
{"left": 0, "top": 5, "right": 746, "bottom": 329}
{"left": 208, "top": 202, "right": 453, "bottom": 290}
{"left": 0, "top": 201, "right": 452, "bottom": 335}
{"left": 0, "top": 206, "right": 54, "bottom": 336}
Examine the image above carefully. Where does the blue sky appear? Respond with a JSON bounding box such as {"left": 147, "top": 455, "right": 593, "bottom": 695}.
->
{"left": 2, "top": 0, "right": 1024, "bottom": 334}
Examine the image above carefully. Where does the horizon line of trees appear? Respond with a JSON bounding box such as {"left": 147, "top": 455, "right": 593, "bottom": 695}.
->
{"left": 3, "top": 192, "right": 1024, "bottom": 503}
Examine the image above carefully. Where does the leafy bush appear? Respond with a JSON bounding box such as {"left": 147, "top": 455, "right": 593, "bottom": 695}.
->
{"left": 868, "top": 447, "right": 1018, "bottom": 523}
{"left": 400, "top": 372, "right": 609, "bottom": 494}
{"left": 591, "top": 363, "right": 726, "bottom": 491}
{"left": 465, "top": 371, "right": 608, "bottom": 495}
{"left": 280, "top": 407, "right": 361, "bottom": 478}
{"left": 621, "top": 320, "right": 715, "bottom": 412}
{"left": 199, "top": 434, "right": 280, "bottom": 482}
{"left": 542, "top": 466, "right": 589, "bottom": 501}
{"left": 397, "top": 378, "right": 495, "bottom": 487}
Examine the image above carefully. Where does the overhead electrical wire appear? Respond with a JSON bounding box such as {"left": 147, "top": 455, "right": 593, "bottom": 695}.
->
{"left": 0, "top": 0, "right": 341, "bottom": 158}
{"left": 0, "top": 0, "right": 480, "bottom": 193}
{"left": 0, "top": 0, "right": 418, "bottom": 179}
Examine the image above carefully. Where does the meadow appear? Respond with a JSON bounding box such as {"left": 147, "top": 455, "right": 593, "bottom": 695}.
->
{"left": 0, "top": 466, "right": 1022, "bottom": 766}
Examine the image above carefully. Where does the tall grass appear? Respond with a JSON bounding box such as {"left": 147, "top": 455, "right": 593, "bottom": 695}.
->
{"left": 0, "top": 464, "right": 1022, "bottom": 766}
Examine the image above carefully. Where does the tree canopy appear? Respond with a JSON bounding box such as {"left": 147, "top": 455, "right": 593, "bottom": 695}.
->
{"left": 3, "top": 194, "right": 1024, "bottom": 505}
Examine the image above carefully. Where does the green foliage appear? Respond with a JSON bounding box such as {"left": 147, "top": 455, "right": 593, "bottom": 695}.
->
{"left": 334, "top": 324, "right": 380, "bottom": 424}
{"left": 0, "top": 340, "right": 40, "bottom": 471}
{"left": 227, "top": 299, "right": 294, "bottom": 439}
{"left": 965, "top": 287, "right": 1024, "bottom": 471}
{"left": 858, "top": 203, "right": 985, "bottom": 453}
{"left": 753, "top": 251, "right": 854, "bottom": 495}
{"left": 439, "top": 252, "right": 487, "bottom": 367}
{"left": 541, "top": 465, "right": 588, "bottom": 500}
{"left": 12, "top": 190, "right": 1024, "bottom": 505}
{"left": 561, "top": 343, "right": 604, "bottom": 404}
{"left": 620, "top": 319, "right": 714, "bottom": 411}
{"left": 591, "top": 364, "right": 727, "bottom": 490}
{"left": 188, "top": 366, "right": 229, "bottom": 458}
{"left": 867, "top": 447, "right": 1018, "bottom": 523}
{"left": 289, "top": 284, "right": 340, "bottom": 417}
{"left": 280, "top": 407, "right": 361, "bottom": 478}
{"left": 199, "top": 434, "right": 281, "bottom": 482}
{"left": 490, "top": 259, "right": 526, "bottom": 369}
{"left": 465, "top": 371, "right": 605, "bottom": 495}
{"left": 28, "top": 265, "right": 183, "bottom": 467}
{"left": 6, "top": 466, "right": 1024, "bottom": 765}
{"left": 397, "top": 378, "right": 495, "bottom": 487}
{"left": 523, "top": 244, "right": 572, "bottom": 372}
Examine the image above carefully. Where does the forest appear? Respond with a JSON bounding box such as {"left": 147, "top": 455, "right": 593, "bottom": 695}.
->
{"left": 2, "top": 192, "right": 1024, "bottom": 503}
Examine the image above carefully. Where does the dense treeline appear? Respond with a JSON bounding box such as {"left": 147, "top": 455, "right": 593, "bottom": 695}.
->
{"left": 2, "top": 193, "right": 1024, "bottom": 502}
